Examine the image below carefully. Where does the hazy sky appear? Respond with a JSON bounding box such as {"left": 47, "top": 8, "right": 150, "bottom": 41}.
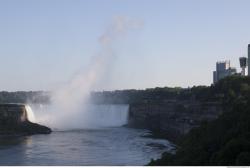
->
{"left": 1, "top": 0, "right": 250, "bottom": 91}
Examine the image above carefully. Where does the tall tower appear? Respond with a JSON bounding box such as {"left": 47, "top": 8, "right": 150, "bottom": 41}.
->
{"left": 248, "top": 44, "right": 250, "bottom": 76}
{"left": 239, "top": 57, "right": 247, "bottom": 76}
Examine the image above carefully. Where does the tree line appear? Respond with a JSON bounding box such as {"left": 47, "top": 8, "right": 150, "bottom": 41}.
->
{"left": 149, "top": 76, "right": 250, "bottom": 165}
{"left": 0, "top": 91, "right": 50, "bottom": 104}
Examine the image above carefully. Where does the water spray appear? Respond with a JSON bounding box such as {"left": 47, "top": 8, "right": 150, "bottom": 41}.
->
{"left": 33, "top": 16, "right": 143, "bottom": 130}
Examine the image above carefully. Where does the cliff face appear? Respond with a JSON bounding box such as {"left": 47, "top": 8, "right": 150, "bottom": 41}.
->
{"left": 128, "top": 100, "right": 223, "bottom": 141}
{"left": 0, "top": 104, "right": 28, "bottom": 124}
{"left": 0, "top": 104, "right": 51, "bottom": 136}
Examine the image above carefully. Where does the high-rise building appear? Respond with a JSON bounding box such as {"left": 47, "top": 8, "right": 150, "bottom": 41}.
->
{"left": 239, "top": 57, "right": 247, "bottom": 76}
{"left": 248, "top": 44, "right": 250, "bottom": 76}
{"left": 213, "top": 60, "right": 237, "bottom": 84}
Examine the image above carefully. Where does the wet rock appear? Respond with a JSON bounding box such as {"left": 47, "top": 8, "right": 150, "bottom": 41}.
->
{"left": 0, "top": 104, "right": 51, "bottom": 136}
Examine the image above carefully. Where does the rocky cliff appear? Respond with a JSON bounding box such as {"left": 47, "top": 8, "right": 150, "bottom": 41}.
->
{"left": 128, "top": 100, "right": 223, "bottom": 142}
{"left": 0, "top": 104, "right": 51, "bottom": 136}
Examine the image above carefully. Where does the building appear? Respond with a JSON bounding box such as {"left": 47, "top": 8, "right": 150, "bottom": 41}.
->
{"left": 239, "top": 57, "right": 247, "bottom": 76}
{"left": 248, "top": 44, "right": 250, "bottom": 76}
{"left": 213, "top": 60, "right": 237, "bottom": 84}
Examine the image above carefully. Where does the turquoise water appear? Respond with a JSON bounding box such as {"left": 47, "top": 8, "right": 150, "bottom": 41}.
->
{"left": 0, "top": 127, "right": 175, "bottom": 166}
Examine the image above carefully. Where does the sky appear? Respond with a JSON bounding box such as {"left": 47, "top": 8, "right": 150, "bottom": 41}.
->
{"left": 1, "top": 0, "right": 250, "bottom": 91}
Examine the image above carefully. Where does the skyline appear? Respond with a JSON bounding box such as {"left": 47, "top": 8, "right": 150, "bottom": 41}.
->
{"left": 1, "top": 0, "right": 250, "bottom": 91}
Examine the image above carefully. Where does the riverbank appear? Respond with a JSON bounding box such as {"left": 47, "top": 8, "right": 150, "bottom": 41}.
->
{"left": 147, "top": 76, "right": 250, "bottom": 165}
{"left": 127, "top": 101, "right": 222, "bottom": 143}
{"left": 0, "top": 104, "right": 51, "bottom": 136}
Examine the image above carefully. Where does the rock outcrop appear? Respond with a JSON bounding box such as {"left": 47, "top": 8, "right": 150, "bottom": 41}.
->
{"left": 128, "top": 100, "right": 223, "bottom": 142}
{"left": 0, "top": 104, "right": 51, "bottom": 136}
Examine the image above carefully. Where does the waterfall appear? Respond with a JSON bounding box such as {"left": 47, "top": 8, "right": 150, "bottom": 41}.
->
{"left": 84, "top": 104, "right": 129, "bottom": 128}
{"left": 25, "top": 105, "right": 36, "bottom": 123}
{"left": 31, "top": 104, "right": 129, "bottom": 129}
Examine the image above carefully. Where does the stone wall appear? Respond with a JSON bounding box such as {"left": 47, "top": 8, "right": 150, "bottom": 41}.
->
{"left": 128, "top": 100, "right": 223, "bottom": 142}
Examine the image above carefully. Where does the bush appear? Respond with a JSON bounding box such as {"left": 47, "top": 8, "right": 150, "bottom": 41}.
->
{"left": 236, "top": 152, "right": 250, "bottom": 165}
{"left": 149, "top": 76, "right": 250, "bottom": 166}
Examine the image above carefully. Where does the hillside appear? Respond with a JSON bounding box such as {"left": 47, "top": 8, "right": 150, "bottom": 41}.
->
{"left": 149, "top": 76, "right": 250, "bottom": 165}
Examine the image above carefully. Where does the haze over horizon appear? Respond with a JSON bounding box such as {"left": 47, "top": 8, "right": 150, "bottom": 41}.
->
{"left": 1, "top": 0, "right": 250, "bottom": 91}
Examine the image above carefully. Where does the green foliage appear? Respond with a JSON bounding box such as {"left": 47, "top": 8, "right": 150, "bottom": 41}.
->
{"left": 236, "top": 152, "right": 250, "bottom": 165}
{"left": 90, "top": 85, "right": 211, "bottom": 104}
{"left": 211, "top": 138, "right": 250, "bottom": 165}
{"left": 2, "top": 76, "right": 250, "bottom": 165}
{"left": 149, "top": 76, "right": 250, "bottom": 166}
{"left": 0, "top": 91, "right": 50, "bottom": 104}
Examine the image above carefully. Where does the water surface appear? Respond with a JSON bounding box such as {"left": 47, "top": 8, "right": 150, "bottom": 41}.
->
{"left": 0, "top": 127, "right": 175, "bottom": 166}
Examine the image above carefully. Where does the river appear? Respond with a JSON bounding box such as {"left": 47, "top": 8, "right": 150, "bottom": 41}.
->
{"left": 0, "top": 104, "right": 175, "bottom": 166}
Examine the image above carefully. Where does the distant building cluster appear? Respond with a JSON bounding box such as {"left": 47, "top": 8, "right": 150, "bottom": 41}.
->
{"left": 213, "top": 61, "right": 237, "bottom": 83}
{"left": 213, "top": 44, "right": 249, "bottom": 84}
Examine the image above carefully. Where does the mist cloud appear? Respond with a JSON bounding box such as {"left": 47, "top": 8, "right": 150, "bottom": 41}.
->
{"left": 35, "top": 16, "right": 143, "bottom": 129}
